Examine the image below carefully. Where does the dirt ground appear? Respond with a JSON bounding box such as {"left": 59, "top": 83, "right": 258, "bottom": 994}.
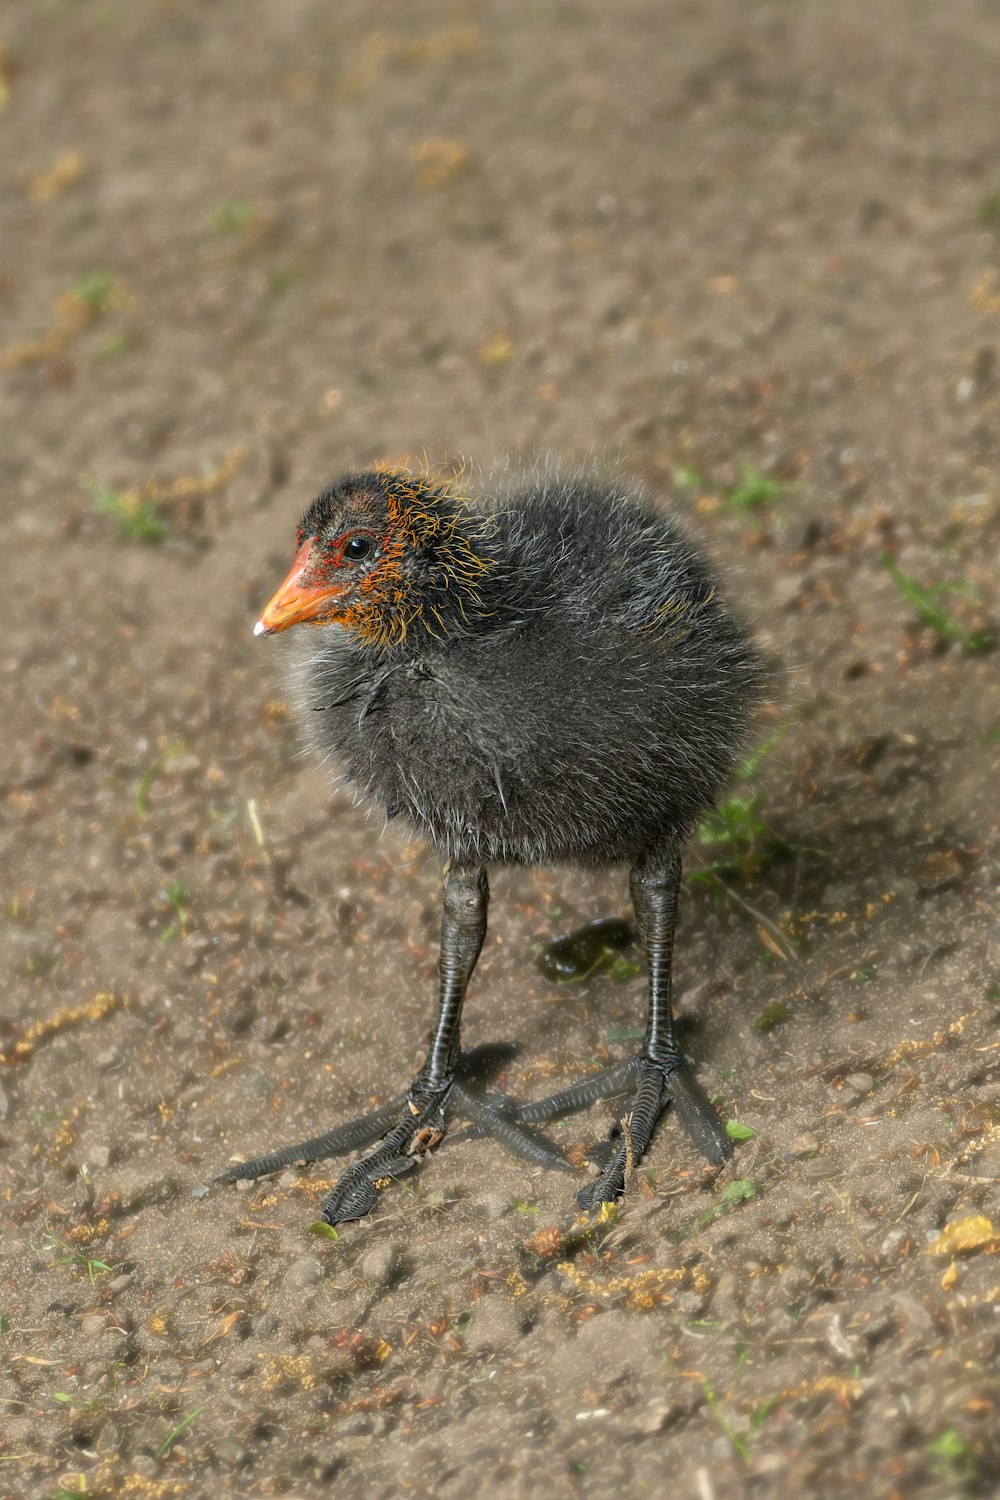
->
{"left": 2, "top": 2, "right": 999, "bottom": 1497}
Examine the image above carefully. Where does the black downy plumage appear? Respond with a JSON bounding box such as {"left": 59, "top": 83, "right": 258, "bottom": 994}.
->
{"left": 221, "top": 466, "right": 763, "bottom": 1224}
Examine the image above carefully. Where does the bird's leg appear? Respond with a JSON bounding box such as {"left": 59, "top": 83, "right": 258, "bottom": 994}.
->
{"left": 319, "top": 861, "right": 493, "bottom": 1224}
{"left": 573, "top": 847, "right": 732, "bottom": 1210}
{"left": 494, "top": 849, "right": 731, "bottom": 1208}
{"left": 219, "top": 862, "right": 487, "bottom": 1218}
{"left": 221, "top": 864, "right": 571, "bottom": 1224}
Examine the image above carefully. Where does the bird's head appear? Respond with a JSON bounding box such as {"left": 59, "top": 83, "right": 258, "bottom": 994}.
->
{"left": 254, "top": 468, "right": 491, "bottom": 650}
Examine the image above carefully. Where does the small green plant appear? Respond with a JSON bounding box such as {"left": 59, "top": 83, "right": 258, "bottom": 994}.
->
{"left": 700, "top": 1378, "right": 750, "bottom": 1461}
{"left": 212, "top": 199, "right": 256, "bottom": 234}
{"left": 155, "top": 1405, "right": 206, "bottom": 1460}
{"left": 37, "top": 1228, "right": 111, "bottom": 1288}
{"left": 926, "top": 1428, "right": 977, "bottom": 1484}
{"left": 674, "top": 466, "right": 708, "bottom": 492}
{"left": 73, "top": 270, "right": 115, "bottom": 315}
{"left": 166, "top": 881, "right": 189, "bottom": 917}
{"left": 135, "top": 741, "right": 185, "bottom": 815}
{"left": 750, "top": 1396, "right": 780, "bottom": 1433}
{"left": 700, "top": 1177, "right": 757, "bottom": 1227}
{"left": 724, "top": 463, "right": 786, "bottom": 514}
{"left": 720, "top": 1178, "right": 757, "bottom": 1207}
{"left": 692, "top": 719, "right": 798, "bottom": 886}
{"left": 694, "top": 791, "right": 773, "bottom": 881}
{"left": 725, "top": 1120, "right": 757, "bottom": 1142}
{"left": 755, "top": 1000, "right": 793, "bottom": 1032}
{"left": 86, "top": 479, "right": 168, "bottom": 544}
{"left": 160, "top": 881, "right": 191, "bottom": 943}
{"left": 883, "top": 554, "right": 995, "bottom": 653}
{"left": 674, "top": 463, "right": 790, "bottom": 522}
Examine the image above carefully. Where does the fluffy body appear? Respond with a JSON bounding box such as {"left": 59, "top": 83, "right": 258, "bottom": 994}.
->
{"left": 288, "top": 470, "right": 761, "bottom": 867}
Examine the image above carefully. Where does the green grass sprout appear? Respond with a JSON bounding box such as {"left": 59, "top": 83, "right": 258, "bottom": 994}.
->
{"left": 883, "top": 554, "right": 995, "bottom": 653}
{"left": 86, "top": 479, "right": 168, "bottom": 544}
{"left": 700, "top": 1177, "right": 758, "bottom": 1227}
{"left": 155, "top": 1405, "right": 206, "bottom": 1460}
{"left": 136, "top": 741, "right": 186, "bottom": 815}
{"left": 700, "top": 1378, "right": 751, "bottom": 1461}
{"left": 37, "top": 1227, "right": 111, "bottom": 1288}
{"left": 73, "top": 271, "right": 116, "bottom": 315}
{"left": 725, "top": 463, "right": 786, "bottom": 513}
{"left": 212, "top": 199, "right": 256, "bottom": 234}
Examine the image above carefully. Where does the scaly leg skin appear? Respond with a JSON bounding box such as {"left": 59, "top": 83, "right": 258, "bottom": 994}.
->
{"left": 470, "top": 847, "right": 731, "bottom": 1211}
{"left": 574, "top": 846, "right": 731, "bottom": 1210}
{"left": 218, "top": 864, "right": 574, "bottom": 1225}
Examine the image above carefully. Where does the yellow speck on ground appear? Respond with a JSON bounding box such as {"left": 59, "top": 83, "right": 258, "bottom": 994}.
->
{"left": 144, "top": 446, "right": 248, "bottom": 508}
{"left": 260, "top": 1354, "right": 317, "bottom": 1392}
{"left": 27, "top": 148, "right": 87, "bottom": 201}
{"left": 557, "top": 1261, "right": 687, "bottom": 1310}
{"left": 929, "top": 1216, "right": 998, "bottom": 1258}
{"left": 1, "top": 992, "right": 119, "bottom": 1063}
{"left": 411, "top": 137, "right": 470, "bottom": 191}
{"left": 477, "top": 332, "right": 514, "bottom": 366}
{"left": 970, "top": 268, "right": 1000, "bottom": 315}
{"left": 346, "top": 28, "right": 483, "bottom": 91}
{"left": 68, "top": 1219, "right": 109, "bottom": 1245}
{"left": 0, "top": 280, "right": 132, "bottom": 368}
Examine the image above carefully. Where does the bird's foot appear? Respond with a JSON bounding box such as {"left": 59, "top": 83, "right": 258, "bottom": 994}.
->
{"left": 218, "top": 1047, "right": 729, "bottom": 1223}
{"left": 489, "top": 1052, "right": 732, "bottom": 1212}
{"left": 317, "top": 1081, "right": 451, "bottom": 1224}
{"left": 578, "top": 1057, "right": 732, "bottom": 1211}
{"left": 218, "top": 1045, "right": 575, "bottom": 1226}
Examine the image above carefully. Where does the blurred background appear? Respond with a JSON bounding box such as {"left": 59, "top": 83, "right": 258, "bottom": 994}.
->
{"left": 2, "top": 3, "right": 999, "bottom": 1498}
{"left": 5, "top": 1, "right": 998, "bottom": 527}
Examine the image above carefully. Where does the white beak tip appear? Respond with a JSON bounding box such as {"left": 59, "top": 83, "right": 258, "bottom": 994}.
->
{"left": 253, "top": 619, "right": 267, "bottom": 637}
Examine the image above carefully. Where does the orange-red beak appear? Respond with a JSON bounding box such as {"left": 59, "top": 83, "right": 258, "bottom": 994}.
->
{"left": 253, "top": 539, "right": 346, "bottom": 636}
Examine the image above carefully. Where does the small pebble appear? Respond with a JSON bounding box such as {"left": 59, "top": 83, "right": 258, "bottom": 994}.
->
{"left": 879, "top": 1227, "right": 908, "bottom": 1259}
{"left": 462, "top": 1295, "right": 523, "bottom": 1353}
{"left": 284, "top": 1255, "right": 323, "bottom": 1290}
{"left": 359, "top": 1240, "right": 401, "bottom": 1291}
{"left": 635, "top": 1401, "right": 677, "bottom": 1435}
{"left": 800, "top": 1155, "right": 840, "bottom": 1181}
{"left": 215, "top": 1440, "right": 253, "bottom": 1469}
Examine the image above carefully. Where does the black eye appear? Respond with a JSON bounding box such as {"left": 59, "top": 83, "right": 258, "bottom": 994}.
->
{"left": 344, "top": 535, "right": 374, "bottom": 562}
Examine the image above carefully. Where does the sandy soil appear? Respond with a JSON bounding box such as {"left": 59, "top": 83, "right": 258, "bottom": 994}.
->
{"left": 2, "top": 2, "right": 999, "bottom": 1497}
